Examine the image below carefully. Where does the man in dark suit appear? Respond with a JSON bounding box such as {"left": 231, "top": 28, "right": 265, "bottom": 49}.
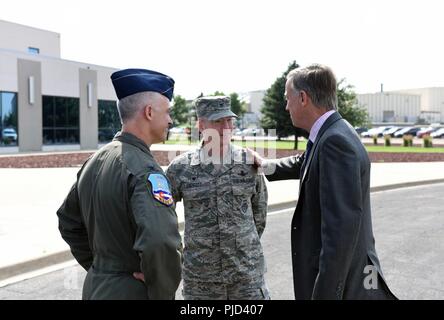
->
{"left": 252, "top": 64, "right": 397, "bottom": 300}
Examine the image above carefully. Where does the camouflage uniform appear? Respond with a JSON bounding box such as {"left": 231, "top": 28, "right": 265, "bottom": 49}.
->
{"left": 166, "top": 95, "right": 269, "bottom": 300}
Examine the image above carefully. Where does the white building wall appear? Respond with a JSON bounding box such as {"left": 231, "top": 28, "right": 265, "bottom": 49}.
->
{"left": 393, "top": 87, "right": 444, "bottom": 122}
{"left": 0, "top": 20, "right": 60, "bottom": 58}
{"left": 97, "top": 68, "right": 119, "bottom": 101}
{"left": 357, "top": 93, "right": 421, "bottom": 123}
{"left": 248, "top": 90, "right": 265, "bottom": 116}
{"left": 41, "top": 59, "right": 80, "bottom": 97}
{"left": 0, "top": 48, "right": 117, "bottom": 99}
{"left": 0, "top": 51, "right": 18, "bottom": 92}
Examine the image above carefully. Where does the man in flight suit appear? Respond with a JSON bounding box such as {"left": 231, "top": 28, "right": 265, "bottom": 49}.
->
{"left": 57, "top": 68, "right": 182, "bottom": 300}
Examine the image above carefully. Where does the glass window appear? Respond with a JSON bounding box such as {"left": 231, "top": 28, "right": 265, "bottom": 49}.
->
{"left": 55, "top": 98, "right": 68, "bottom": 127}
{"left": 98, "top": 100, "right": 120, "bottom": 142}
{"left": 42, "top": 95, "right": 79, "bottom": 144}
{"left": 42, "top": 96, "right": 54, "bottom": 127}
{"left": 0, "top": 92, "right": 18, "bottom": 147}
{"left": 67, "top": 99, "right": 79, "bottom": 128}
{"left": 28, "top": 47, "right": 40, "bottom": 54}
{"left": 43, "top": 128, "right": 54, "bottom": 144}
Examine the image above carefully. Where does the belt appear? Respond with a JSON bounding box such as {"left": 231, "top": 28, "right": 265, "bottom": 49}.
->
{"left": 92, "top": 257, "right": 139, "bottom": 274}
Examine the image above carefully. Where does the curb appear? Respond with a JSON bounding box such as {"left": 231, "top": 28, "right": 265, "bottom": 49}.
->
{"left": 0, "top": 251, "right": 74, "bottom": 282}
{"left": 1, "top": 178, "right": 444, "bottom": 283}
{"left": 369, "top": 178, "right": 444, "bottom": 192}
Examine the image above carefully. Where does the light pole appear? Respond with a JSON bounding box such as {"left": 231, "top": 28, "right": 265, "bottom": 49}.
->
{"left": 188, "top": 107, "right": 196, "bottom": 145}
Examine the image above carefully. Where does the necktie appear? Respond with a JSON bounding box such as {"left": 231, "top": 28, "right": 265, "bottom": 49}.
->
{"left": 301, "top": 139, "right": 313, "bottom": 175}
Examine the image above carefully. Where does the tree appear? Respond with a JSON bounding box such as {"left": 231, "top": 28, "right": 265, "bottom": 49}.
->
{"left": 229, "top": 92, "right": 246, "bottom": 118}
{"left": 260, "top": 61, "right": 307, "bottom": 148}
{"left": 170, "top": 95, "right": 189, "bottom": 126}
{"left": 212, "top": 91, "right": 225, "bottom": 96}
{"left": 337, "top": 79, "right": 370, "bottom": 127}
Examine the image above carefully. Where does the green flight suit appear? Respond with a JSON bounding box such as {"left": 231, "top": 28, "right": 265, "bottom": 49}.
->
{"left": 57, "top": 132, "right": 182, "bottom": 300}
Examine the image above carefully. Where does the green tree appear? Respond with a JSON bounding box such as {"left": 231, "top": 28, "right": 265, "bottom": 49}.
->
{"left": 229, "top": 92, "right": 246, "bottom": 118}
{"left": 212, "top": 91, "right": 225, "bottom": 96}
{"left": 337, "top": 79, "right": 369, "bottom": 127}
{"left": 170, "top": 95, "right": 189, "bottom": 126}
{"left": 260, "top": 61, "right": 307, "bottom": 148}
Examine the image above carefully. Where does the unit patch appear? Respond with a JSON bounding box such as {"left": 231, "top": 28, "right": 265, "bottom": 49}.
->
{"left": 147, "top": 173, "right": 174, "bottom": 207}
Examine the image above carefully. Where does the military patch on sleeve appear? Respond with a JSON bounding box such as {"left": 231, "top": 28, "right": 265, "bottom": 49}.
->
{"left": 147, "top": 173, "right": 174, "bottom": 207}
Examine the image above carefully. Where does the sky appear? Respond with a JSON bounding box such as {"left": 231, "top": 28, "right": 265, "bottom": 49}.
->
{"left": 2, "top": 0, "right": 444, "bottom": 99}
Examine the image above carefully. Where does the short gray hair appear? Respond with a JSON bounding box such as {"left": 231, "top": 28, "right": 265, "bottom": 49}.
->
{"left": 287, "top": 64, "right": 337, "bottom": 110}
{"left": 117, "top": 91, "right": 160, "bottom": 123}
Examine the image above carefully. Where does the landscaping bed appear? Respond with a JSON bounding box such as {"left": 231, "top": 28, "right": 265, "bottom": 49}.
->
{"left": 1, "top": 148, "right": 444, "bottom": 168}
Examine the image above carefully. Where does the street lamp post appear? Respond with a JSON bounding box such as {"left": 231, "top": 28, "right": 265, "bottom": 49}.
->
{"left": 188, "top": 107, "right": 196, "bottom": 145}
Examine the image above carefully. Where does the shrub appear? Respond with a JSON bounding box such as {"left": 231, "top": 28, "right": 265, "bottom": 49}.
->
{"left": 384, "top": 134, "right": 391, "bottom": 147}
{"left": 372, "top": 135, "right": 378, "bottom": 145}
{"left": 423, "top": 135, "right": 433, "bottom": 148}
{"left": 403, "top": 134, "right": 413, "bottom": 147}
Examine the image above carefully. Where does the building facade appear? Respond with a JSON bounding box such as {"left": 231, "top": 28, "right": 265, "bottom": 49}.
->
{"left": 239, "top": 90, "right": 265, "bottom": 129}
{"left": 0, "top": 20, "right": 120, "bottom": 152}
{"left": 357, "top": 88, "right": 444, "bottom": 125}
{"left": 392, "top": 87, "right": 444, "bottom": 124}
{"left": 357, "top": 92, "right": 421, "bottom": 123}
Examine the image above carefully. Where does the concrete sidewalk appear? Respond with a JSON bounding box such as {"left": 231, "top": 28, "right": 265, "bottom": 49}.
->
{"left": 1, "top": 162, "right": 444, "bottom": 282}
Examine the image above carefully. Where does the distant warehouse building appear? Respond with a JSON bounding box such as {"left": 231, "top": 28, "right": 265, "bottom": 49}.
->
{"left": 0, "top": 19, "right": 120, "bottom": 152}
{"left": 357, "top": 88, "right": 444, "bottom": 125}
{"left": 357, "top": 92, "right": 421, "bottom": 123}
{"left": 238, "top": 90, "right": 265, "bottom": 128}
{"left": 392, "top": 87, "right": 444, "bottom": 124}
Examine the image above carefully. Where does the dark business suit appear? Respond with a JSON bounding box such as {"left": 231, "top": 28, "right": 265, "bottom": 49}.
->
{"left": 266, "top": 112, "right": 397, "bottom": 300}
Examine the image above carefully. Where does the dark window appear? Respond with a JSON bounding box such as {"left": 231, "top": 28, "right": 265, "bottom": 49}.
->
{"left": 42, "top": 96, "right": 79, "bottom": 144}
{"left": 0, "top": 92, "right": 18, "bottom": 147}
{"left": 98, "top": 100, "right": 120, "bottom": 142}
{"left": 28, "top": 47, "right": 40, "bottom": 54}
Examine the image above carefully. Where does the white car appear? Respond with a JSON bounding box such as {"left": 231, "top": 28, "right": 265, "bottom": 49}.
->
{"left": 431, "top": 128, "right": 444, "bottom": 138}
{"left": 241, "top": 128, "right": 264, "bottom": 136}
{"left": 169, "top": 127, "right": 185, "bottom": 134}
{"left": 1, "top": 128, "right": 18, "bottom": 143}
{"left": 361, "top": 127, "right": 390, "bottom": 138}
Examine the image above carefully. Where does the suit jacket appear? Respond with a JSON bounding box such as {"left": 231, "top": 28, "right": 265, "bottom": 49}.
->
{"left": 265, "top": 112, "right": 397, "bottom": 300}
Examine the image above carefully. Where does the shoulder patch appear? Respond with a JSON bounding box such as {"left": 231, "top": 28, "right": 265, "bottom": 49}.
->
{"left": 147, "top": 173, "right": 174, "bottom": 207}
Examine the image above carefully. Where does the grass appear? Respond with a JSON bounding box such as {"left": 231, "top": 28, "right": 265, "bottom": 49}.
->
{"left": 164, "top": 138, "right": 444, "bottom": 153}
{"left": 233, "top": 140, "right": 305, "bottom": 150}
{"left": 365, "top": 145, "right": 444, "bottom": 153}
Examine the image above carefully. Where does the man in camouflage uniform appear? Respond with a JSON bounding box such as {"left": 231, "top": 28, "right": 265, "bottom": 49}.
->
{"left": 57, "top": 69, "right": 182, "bottom": 300}
{"left": 166, "top": 96, "right": 269, "bottom": 300}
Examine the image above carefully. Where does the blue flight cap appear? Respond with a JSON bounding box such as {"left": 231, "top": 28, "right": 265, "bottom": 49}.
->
{"left": 111, "top": 68, "right": 175, "bottom": 101}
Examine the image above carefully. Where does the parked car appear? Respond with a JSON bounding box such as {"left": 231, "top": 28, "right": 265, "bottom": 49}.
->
{"left": 241, "top": 128, "right": 264, "bottom": 136}
{"left": 416, "top": 127, "right": 437, "bottom": 138}
{"left": 376, "top": 126, "right": 396, "bottom": 137}
{"left": 431, "top": 128, "right": 444, "bottom": 138}
{"left": 354, "top": 127, "right": 368, "bottom": 135}
{"left": 361, "top": 126, "right": 390, "bottom": 138}
{"left": 169, "top": 127, "right": 185, "bottom": 134}
{"left": 381, "top": 126, "right": 403, "bottom": 137}
{"left": 1, "top": 128, "right": 18, "bottom": 144}
{"left": 394, "top": 127, "right": 422, "bottom": 138}
{"left": 393, "top": 127, "right": 413, "bottom": 138}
